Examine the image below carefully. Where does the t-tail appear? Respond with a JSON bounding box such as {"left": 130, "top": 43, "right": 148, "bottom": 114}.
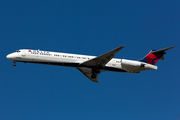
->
{"left": 139, "top": 46, "right": 175, "bottom": 65}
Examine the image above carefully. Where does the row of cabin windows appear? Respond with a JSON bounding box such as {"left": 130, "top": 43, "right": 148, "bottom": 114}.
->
{"left": 54, "top": 54, "right": 90, "bottom": 59}
{"left": 31, "top": 52, "right": 38, "bottom": 54}
{"left": 54, "top": 54, "right": 121, "bottom": 62}
{"left": 31, "top": 52, "right": 51, "bottom": 56}
{"left": 31, "top": 52, "right": 120, "bottom": 62}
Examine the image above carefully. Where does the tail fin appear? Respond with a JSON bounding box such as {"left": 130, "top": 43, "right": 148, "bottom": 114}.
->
{"left": 139, "top": 46, "right": 175, "bottom": 65}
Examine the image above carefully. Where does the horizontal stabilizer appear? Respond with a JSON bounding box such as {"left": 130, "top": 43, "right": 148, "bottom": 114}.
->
{"left": 151, "top": 46, "right": 175, "bottom": 54}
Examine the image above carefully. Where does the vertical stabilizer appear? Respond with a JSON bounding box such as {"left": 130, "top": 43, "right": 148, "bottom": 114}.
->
{"left": 139, "top": 46, "right": 175, "bottom": 65}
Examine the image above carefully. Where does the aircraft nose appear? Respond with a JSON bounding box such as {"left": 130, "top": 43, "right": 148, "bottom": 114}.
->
{"left": 6, "top": 54, "right": 14, "bottom": 60}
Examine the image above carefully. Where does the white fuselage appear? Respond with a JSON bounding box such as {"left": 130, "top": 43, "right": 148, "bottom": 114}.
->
{"left": 6, "top": 49, "right": 157, "bottom": 73}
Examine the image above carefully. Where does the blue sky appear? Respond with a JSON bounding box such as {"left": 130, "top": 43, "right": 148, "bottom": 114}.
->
{"left": 1, "top": 0, "right": 180, "bottom": 120}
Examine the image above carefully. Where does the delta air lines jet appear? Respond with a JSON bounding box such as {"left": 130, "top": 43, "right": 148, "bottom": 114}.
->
{"left": 6, "top": 46, "right": 175, "bottom": 83}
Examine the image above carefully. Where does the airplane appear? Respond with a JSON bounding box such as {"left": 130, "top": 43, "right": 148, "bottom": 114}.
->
{"left": 6, "top": 46, "right": 175, "bottom": 83}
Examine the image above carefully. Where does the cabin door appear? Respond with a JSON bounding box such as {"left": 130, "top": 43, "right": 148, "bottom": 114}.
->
{"left": 22, "top": 50, "right": 26, "bottom": 57}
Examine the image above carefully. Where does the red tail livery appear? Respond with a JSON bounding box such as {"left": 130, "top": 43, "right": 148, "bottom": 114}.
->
{"left": 140, "top": 46, "right": 175, "bottom": 65}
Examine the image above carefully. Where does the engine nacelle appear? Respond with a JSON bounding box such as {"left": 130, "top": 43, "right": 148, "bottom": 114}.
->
{"left": 121, "top": 59, "right": 144, "bottom": 67}
{"left": 121, "top": 59, "right": 157, "bottom": 73}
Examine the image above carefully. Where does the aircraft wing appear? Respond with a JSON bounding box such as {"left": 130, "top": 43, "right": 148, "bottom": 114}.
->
{"left": 77, "top": 68, "right": 100, "bottom": 83}
{"left": 80, "top": 46, "right": 125, "bottom": 68}
{"left": 78, "top": 46, "right": 125, "bottom": 82}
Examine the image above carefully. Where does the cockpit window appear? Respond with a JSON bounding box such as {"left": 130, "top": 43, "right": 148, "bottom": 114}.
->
{"left": 15, "top": 50, "right": 21, "bottom": 52}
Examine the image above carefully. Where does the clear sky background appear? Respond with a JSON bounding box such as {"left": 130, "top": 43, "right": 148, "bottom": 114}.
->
{"left": 1, "top": 0, "right": 180, "bottom": 120}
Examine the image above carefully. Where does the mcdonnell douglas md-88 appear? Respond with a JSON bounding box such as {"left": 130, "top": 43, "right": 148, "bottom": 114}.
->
{"left": 6, "top": 46, "right": 175, "bottom": 83}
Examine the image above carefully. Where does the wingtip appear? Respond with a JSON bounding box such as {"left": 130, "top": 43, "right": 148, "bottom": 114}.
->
{"left": 170, "top": 46, "right": 175, "bottom": 48}
{"left": 165, "top": 46, "right": 175, "bottom": 50}
{"left": 117, "top": 46, "right": 125, "bottom": 49}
